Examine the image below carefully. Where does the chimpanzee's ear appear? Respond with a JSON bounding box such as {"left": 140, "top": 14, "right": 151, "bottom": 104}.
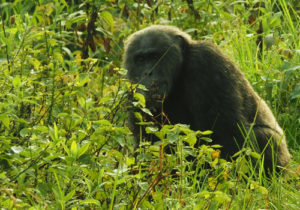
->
{"left": 175, "top": 34, "right": 188, "bottom": 53}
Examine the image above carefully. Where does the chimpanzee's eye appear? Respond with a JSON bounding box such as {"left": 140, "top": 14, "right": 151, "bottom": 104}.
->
{"left": 135, "top": 54, "right": 145, "bottom": 63}
{"left": 148, "top": 52, "right": 160, "bottom": 60}
{"left": 134, "top": 52, "right": 160, "bottom": 64}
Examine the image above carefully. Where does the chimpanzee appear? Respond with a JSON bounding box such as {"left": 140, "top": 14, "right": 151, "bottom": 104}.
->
{"left": 123, "top": 25, "right": 290, "bottom": 172}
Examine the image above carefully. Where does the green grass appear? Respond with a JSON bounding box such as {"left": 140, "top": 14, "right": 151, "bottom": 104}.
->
{"left": 0, "top": 0, "right": 299, "bottom": 209}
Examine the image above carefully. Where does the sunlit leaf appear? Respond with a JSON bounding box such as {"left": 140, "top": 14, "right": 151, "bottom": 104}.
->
{"left": 0, "top": 114, "right": 10, "bottom": 128}
{"left": 76, "top": 73, "right": 89, "bottom": 87}
{"left": 11, "top": 146, "right": 23, "bottom": 154}
{"left": 101, "top": 11, "right": 114, "bottom": 30}
{"left": 78, "top": 142, "right": 90, "bottom": 158}
{"left": 80, "top": 199, "right": 100, "bottom": 206}
{"left": 70, "top": 140, "right": 78, "bottom": 158}
{"left": 29, "top": 57, "right": 41, "bottom": 70}
{"left": 134, "top": 92, "right": 146, "bottom": 107}
{"left": 250, "top": 151, "right": 261, "bottom": 159}
{"left": 20, "top": 128, "right": 30, "bottom": 137}
{"left": 12, "top": 76, "right": 21, "bottom": 88}
{"left": 126, "top": 156, "right": 135, "bottom": 166}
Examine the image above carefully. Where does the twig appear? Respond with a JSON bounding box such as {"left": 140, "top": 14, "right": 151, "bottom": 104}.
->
{"left": 0, "top": 7, "right": 10, "bottom": 71}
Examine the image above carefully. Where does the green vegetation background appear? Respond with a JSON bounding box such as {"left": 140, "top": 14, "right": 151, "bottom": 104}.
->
{"left": 0, "top": 0, "right": 299, "bottom": 209}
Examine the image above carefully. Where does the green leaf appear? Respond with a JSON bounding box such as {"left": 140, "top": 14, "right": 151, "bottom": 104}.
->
{"left": 101, "top": 11, "right": 114, "bottom": 30}
{"left": 167, "top": 132, "right": 178, "bottom": 143}
{"left": 66, "top": 11, "right": 86, "bottom": 29}
{"left": 291, "top": 84, "right": 300, "bottom": 99}
{"left": 11, "top": 146, "right": 23, "bottom": 154}
{"left": 29, "top": 57, "right": 41, "bottom": 70}
{"left": 54, "top": 122, "right": 58, "bottom": 140}
{"left": 54, "top": 52, "right": 64, "bottom": 64}
{"left": 134, "top": 92, "right": 146, "bottom": 107}
{"left": 258, "top": 186, "right": 268, "bottom": 196}
{"left": 145, "top": 126, "right": 159, "bottom": 134}
{"left": 211, "top": 144, "right": 223, "bottom": 148}
{"left": 20, "top": 128, "right": 30, "bottom": 137}
{"left": 12, "top": 76, "right": 21, "bottom": 88}
{"left": 184, "top": 133, "right": 197, "bottom": 147}
{"left": 34, "top": 125, "right": 48, "bottom": 133}
{"left": 201, "top": 130, "right": 213, "bottom": 135}
{"left": 134, "top": 112, "right": 143, "bottom": 122}
{"left": 126, "top": 156, "right": 135, "bottom": 167}
{"left": 70, "top": 140, "right": 78, "bottom": 158}
{"left": 77, "top": 96, "right": 86, "bottom": 108}
{"left": 200, "top": 137, "right": 212, "bottom": 142}
{"left": 250, "top": 152, "right": 261, "bottom": 159}
{"left": 76, "top": 73, "right": 89, "bottom": 87}
{"left": 65, "top": 190, "right": 75, "bottom": 202}
{"left": 78, "top": 142, "right": 90, "bottom": 158}
{"left": 0, "top": 114, "right": 10, "bottom": 128}
{"left": 141, "top": 107, "right": 153, "bottom": 116}
{"left": 80, "top": 199, "right": 100, "bottom": 206}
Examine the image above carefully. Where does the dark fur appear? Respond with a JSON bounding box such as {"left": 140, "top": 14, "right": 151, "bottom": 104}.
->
{"left": 123, "top": 25, "right": 290, "bottom": 172}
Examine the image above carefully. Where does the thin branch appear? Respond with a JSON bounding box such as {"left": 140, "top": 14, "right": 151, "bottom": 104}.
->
{"left": 0, "top": 7, "right": 10, "bottom": 71}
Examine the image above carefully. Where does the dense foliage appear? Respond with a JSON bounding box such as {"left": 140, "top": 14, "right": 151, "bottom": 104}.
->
{"left": 0, "top": 0, "right": 299, "bottom": 209}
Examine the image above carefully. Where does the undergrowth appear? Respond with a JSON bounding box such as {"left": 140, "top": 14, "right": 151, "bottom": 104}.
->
{"left": 0, "top": 0, "right": 299, "bottom": 209}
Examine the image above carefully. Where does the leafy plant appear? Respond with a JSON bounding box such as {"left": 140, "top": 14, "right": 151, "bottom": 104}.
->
{"left": 0, "top": 0, "right": 299, "bottom": 209}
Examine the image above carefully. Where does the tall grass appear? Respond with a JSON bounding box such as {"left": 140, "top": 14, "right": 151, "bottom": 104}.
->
{"left": 0, "top": 0, "right": 298, "bottom": 209}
